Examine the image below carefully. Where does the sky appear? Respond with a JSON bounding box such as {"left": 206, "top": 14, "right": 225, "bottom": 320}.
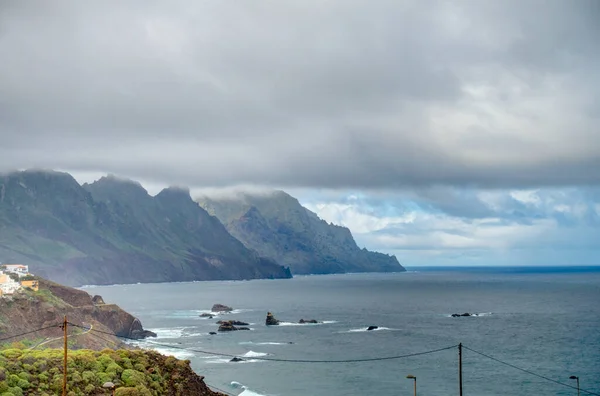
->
{"left": 0, "top": 1, "right": 599, "bottom": 266}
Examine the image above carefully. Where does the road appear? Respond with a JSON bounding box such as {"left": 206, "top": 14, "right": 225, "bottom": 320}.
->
{"left": 28, "top": 323, "right": 93, "bottom": 350}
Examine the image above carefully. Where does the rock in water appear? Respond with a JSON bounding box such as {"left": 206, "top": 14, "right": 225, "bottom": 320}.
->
{"left": 218, "top": 322, "right": 237, "bottom": 332}
{"left": 209, "top": 332, "right": 217, "bottom": 335}
{"left": 230, "top": 357, "right": 245, "bottom": 362}
{"left": 200, "top": 313, "right": 214, "bottom": 318}
{"left": 217, "top": 320, "right": 249, "bottom": 326}
{"left": 212, "top": 304, "right": 233, "bottom": 312}
{"left": 451, "top": 313, "right": 472, "bottom": 317}
{"left": 299, "top": 319, "right": 318, "bottom": 324}
{"left": 366, "top": 326, "right": 378, "bottom": 331}
{"left": 266, "top": 312, "right": 280, "bottom": 326}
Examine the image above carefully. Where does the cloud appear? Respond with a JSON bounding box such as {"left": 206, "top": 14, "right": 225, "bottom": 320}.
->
{"left": 0, "top": 0, "right": 598, "bottom": 189}
{"left": 301, "top": 187, "right": 600, "bottom": 265}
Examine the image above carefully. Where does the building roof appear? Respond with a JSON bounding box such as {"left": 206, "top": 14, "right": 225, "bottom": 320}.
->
{"left": 3, "top": 264, "right": 28, "bottom": 268}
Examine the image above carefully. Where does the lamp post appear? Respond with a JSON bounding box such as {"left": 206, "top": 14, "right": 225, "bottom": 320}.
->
{"left": 103, "top": 381, "right": 116, "bottom": 396}
{"left": 406, "top": 375, "right": 417, "bottom": 396}
{"left": 569, "top": 376, "right": 580, "bottom": 396}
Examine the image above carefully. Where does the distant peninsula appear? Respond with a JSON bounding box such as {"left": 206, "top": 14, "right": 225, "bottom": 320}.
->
{"left": 197, "top": 191, "right": 404, "bottom": 275}
{"left": 0, "top": 170, "right": 403, "bottom": 286}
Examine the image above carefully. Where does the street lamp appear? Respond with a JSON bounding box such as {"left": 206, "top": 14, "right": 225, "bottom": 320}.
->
{"left": 569, "top": 376, "right": 580, "bottom": 396}
{"left": 406, "top": 374, "right": 417, "bottom": 396}
{"left": 103, "top": 381, "right": 116, "bottom": 396}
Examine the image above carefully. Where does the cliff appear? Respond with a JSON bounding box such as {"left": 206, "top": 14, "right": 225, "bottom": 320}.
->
{"left": 0, "top": 277, "right": 155, "bottom": 350}
{"left": 0, "top": 170, "right": 292, "bottom": 286}
{"left": 197, "top": 191, "right": 405, "bottom": 275}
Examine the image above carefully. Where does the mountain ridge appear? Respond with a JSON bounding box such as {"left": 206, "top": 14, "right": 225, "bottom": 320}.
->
{"left": 0, "top": 170, "right": 291, "bottom": 286}
{"left": 197, "top": 190, "right": 405, "bottom": 275}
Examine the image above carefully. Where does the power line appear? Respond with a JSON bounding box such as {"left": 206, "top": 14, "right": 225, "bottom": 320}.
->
{"left": 0, "top": 324, "right": 61, "bottom": 343}
{"left": 69, "top": 322, "right": 457, "bottom": 363}
{"left": 463, "top": 345, "right": 600, "bottom": 396}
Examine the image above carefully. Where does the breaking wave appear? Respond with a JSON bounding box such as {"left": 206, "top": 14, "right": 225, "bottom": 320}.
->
{"left": 446, "top": 312, "right": 493, "bottom": 318}
{"left": 231, "top": 381, "right": 269, "bottom": 396}
{"left": 342, "top": 327, "right": 397, "bottom": 333}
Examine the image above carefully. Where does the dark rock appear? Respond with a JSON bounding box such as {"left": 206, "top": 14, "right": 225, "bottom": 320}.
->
{"left": 91, "top": 295, "right": 105, "bottom": 305}
{"left": 230, "top": 357, "right": 244, "bottom": 362}
{"left": 217, "top": 320, "right": 249, "bottom": 326}
{"left": 200, "top": 313, "right": 214, "bottom": 318}
{"left": 237, "top": 327, "right": 250, "bottom": 331}
{"left": 129, "top": 329, "right": 157, "bottom": 339}
{"left": 298, "top": 319, "right": 318, "bottom": 324}
{"left": 366, "top": 326, "right": 378, "bottom": 331}
{"left": 209, "top": 332, "right": 217, "bottom": 335}
{"left": 266, "top": 312, "right": 280, "bottom": 326}
{"left": 212, "top": 304, "right": 233, "bottom": 312}
{"left": 451, "top": 313, "right": 472, "bottom": 317}
{"left": 218, "top": 322, "right": 237, "bottom": 332}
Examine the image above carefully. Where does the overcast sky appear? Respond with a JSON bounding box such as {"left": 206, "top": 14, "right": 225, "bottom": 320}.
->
{"left": 1, "top": 1, "right": 598, "bottom": 265}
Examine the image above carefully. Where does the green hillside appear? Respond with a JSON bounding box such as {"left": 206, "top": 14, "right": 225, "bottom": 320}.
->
{"left": 0, "top": 171, "right": 291, "bottom": 286}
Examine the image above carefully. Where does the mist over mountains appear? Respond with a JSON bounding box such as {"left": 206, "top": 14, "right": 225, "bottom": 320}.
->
{"left": 198, "top": 191, "right": 402, "bottom": 275}
{"left": 0, "top": 170, "right": 403, "bottom": 286}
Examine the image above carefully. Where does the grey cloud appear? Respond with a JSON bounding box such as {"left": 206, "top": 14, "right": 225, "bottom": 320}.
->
{"left": 0, "top": 0, "right": 599, "bottom": 189}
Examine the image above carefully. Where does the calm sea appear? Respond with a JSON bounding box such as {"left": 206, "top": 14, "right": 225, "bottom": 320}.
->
{"left": 83, "top": 267, "right": 600, "bottom": 396}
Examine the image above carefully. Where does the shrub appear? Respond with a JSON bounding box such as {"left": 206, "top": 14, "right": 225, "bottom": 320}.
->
{"left": 121, "top": 369, "right": 146, "bottom": 387}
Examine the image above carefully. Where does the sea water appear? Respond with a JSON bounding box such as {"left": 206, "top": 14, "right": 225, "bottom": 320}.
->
{"left": 83, "top": 268, "right": 600, "bottom": 395}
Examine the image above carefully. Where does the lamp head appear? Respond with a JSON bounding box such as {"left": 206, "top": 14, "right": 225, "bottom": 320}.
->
{"left": 103, "top": 381, "right": 115, "bottom": 389}
{"left": 406, "top": 375, "right": 416, "bottom": 379}
{"left": 569, "top": 376, "right": 578, "bottom": 380}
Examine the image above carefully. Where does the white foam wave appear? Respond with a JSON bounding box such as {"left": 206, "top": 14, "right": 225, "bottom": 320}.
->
{"left": 231, "top": 382, "right": 268, "bottom": 396}
{"left": 151, "top": 347, "right": 195, "bottom": 359}
{"left": 239, "top": 341, "right": 288, "bottom": 345}
{"left": 242, "top": 350, "right": 269, "bottom": 358}
{"left": 446, "top": 312, "right": 493, "bottom": 318}
{"left": 150, "top": 327, "right": 185, "bottom": 338}
{"left": 344, "top": 327, "right": 397, "bottom": 333}
{"left": 206, "top": 358, "right": 264, "bottom": 364}
{"left": 278, "top": 320, "right": 337, "bottom": 326}
{"left": 183, "top": 332, "right": 205, "bottom": 337}
{"left": 199, "top": 308, "right": 252, "bottom": 316}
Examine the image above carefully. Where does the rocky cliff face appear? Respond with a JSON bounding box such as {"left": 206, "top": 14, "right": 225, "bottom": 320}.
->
{"left": 0, "top": 170, "right": 291, "bottom": 286}
{"left": 0, "top": 277, "right": 155, "bottom": 350}
{"left": 197, "top": 191, "right": 405, "bottom": 275}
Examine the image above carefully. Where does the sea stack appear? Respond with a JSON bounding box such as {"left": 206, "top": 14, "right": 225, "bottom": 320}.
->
{"left": 266, "top": 312, "right": 280, "bottom": 326}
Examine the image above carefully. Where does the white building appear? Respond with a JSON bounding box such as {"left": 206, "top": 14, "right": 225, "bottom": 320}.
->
{"left": 2, "top": 264, "right": 30, "bottom": 278}
{"left": 0, "top": 271, "right": 22, "bottom": 295}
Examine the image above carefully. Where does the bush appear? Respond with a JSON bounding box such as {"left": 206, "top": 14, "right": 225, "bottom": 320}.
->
{"left": 121, "top": 369, "right": 146, "bottom": 387}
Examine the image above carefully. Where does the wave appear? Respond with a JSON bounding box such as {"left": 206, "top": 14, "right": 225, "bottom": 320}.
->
{"left": 239, "top": 341, "right": 289, "bottom": 345}
{"left": 446, "top": 312, "right": 493, "bottom": 318}
{"left": 149, "top": 327, "right": 186, "bottom": 339}
{"left": 231, "top": 381, "right": 269, "bottom": 396}
{"left": 278, "top": 320, "right": 337, "bottom": 326}
{"left": 197, "top": 308, "right": 252, "bottom": 316}
{"left": 148, "top": 327, "right": 208, "bottom": 339}
{"left": 151, "top": 347, "right": 195, "bottom": 359}
{"left": 206, "top": 358, "right": 264, "bottom": 364}
{"left": 242, "top": 350, "right": 269, "bottom": 358}
{"left": 343, "top": 327, "right": 397, "bottom": 333}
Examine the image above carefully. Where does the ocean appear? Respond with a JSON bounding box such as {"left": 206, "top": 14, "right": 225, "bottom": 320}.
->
{"left": 82, "top": 267, "right": 600, "bottom": 395}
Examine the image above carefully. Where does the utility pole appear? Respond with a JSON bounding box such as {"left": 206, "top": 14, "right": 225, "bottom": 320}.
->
{"left": 459, "top": 343, "right": 463, "bottom": 396}
{"left": 63, "top": 315, "right": 67, "bottom": 396}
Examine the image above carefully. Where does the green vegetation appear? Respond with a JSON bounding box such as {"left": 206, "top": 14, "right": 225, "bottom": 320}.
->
{"left": 0, "top": 348, "right": 199, "bottom": 396}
